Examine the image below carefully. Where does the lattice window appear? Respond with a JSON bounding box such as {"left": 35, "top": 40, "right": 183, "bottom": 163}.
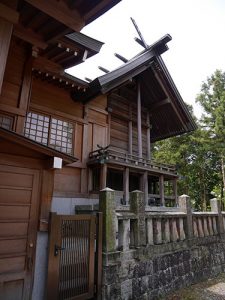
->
{"left": 50, "top": 118, "right": 73, "bottom": 154}
{"left": 24, "top": 112, "right": 50, "bottom": 145}
{"left": 24, "top": 112, "right": 74, "bottom": 155}
{"left": 0, "top": 114, "right": 13, "bottom": 130}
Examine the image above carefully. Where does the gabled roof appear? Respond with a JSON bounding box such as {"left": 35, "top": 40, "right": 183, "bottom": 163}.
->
{"left": 0, "top": 127, "right": 77, "bottom": 164}
{"left": 71, "top": 34, "right": 197, "bottom": 141}
{"left": 71, "top": 34, "right": 172, "bottom": 102}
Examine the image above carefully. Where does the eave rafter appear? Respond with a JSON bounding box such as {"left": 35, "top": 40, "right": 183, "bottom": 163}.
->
{"left": 32, "top": 68, "right": 87, "bottom": 92}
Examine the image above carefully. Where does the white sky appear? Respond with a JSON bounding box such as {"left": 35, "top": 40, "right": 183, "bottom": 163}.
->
{"left": 68, "top": 0, "right": 225, "bottom": 118}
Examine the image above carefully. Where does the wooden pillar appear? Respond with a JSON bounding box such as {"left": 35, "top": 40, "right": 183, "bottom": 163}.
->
{"left": 81, "top": 123, "right": 89, "bottom": 193}
{"left": 15, "top": 54, "right": 33, "bottom": 133}
{"left": 128, "top": 121, "right": 132, "bottom": 155}
{"left": 143, "top": 171, "right": 148, "bottom": 205}
{"left": 146, "top": 111, "right": 151, "bottom": 160}
{"left": 123, "top": 167, "right": 129, "bottom": 205}
{"left": 100, "top": 164, "right": 107, "bottom": 190}
{"left": 0, "top": 3, "right": 19, "bottom": 93}
{"left": 0, "top": 19, "right": 13, "bottom": 94}
{"left": 137, "top": 80, "right": 142, "bottom": 159}
{"left": 128, "top": 103, "right": 132, "bottom": 155}
{"left": 173, "top": 178, "right": 178, "bottom": 205}
{"left": 39, "top": 169, "right": 54, "bottom": 231}
{"left": 159, "top": 175, "right": 165, "bottom": 206}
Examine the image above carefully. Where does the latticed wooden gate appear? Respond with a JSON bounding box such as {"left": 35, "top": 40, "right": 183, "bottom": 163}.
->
{"left": 47, "top": 213, "right": 102, "bottom": 300}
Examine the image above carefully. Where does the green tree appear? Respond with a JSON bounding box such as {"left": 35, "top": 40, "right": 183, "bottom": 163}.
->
{"left": 196, "top": 70, "right": 225, "bottom": 201}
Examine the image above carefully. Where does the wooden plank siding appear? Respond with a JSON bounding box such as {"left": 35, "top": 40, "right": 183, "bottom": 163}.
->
{"left": 109, "top": 93, "right": 148, "bottom": 156}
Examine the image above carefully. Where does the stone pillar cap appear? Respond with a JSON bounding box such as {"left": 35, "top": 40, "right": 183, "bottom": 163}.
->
{"left": 179, "top": 194, "right": 189, "bottom": 198}
{"left": 100, "top": 187, "right": 114, "bottom": 192}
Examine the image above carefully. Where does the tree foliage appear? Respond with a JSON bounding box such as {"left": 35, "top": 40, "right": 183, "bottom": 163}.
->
{"left": 152, "top": 70, "right": 225, "bottom": 210}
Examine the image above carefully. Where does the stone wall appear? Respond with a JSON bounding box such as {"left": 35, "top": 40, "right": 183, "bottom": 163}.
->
{"left": 99, "top": 189, "right": 225, "bottom": 299}
{"left": 102, "top": 238, "right": 225, "bottom": 299}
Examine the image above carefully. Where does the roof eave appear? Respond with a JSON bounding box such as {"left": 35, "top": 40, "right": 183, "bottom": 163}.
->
{"left": 0, "top": 128, "right": 77, "bottom": 164}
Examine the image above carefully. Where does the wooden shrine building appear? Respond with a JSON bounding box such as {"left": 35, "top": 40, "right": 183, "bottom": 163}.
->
{"left": 0, "top": 0, "right": 196, "bottom": 299}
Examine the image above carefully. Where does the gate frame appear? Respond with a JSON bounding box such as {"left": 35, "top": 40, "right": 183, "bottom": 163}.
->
{"left": 47, "top": 212, "right": 102, "bottom": 300}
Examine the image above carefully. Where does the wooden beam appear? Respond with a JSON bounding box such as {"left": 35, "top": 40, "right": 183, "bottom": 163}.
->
{"left": 149, "top": 98, "right": 171, "bottom": 112}
{"left": 98, "top": 66, "right": 109, "bottom": 73}
{"left": 84, "top": 0, "right": 117, "bottom": 24}
{"left": 137, "top": 80, "right": 142, "bottom": 159}
{"left": 0, "top": 18, "right": 13, "bottom": 94}
{"left": 45, "top": 28, "right": 72, "bottom": 43}
{"left": 0, "top": 3, "right": 19, "bottom": 24}
{"left": 131, "top": 18, "right": 148, "bottom": 49}
{"left": 134, "top": 37, "right": 146, "bottom": 49}
{"left": 25, "top": 0, "right": 84, "bottom": 32}
{"left": 33, "top": 56, "right": 63, "bottom": 73}
{"left": 13, "top": 24, "right": 48, "bottom": 49}
{"left": 114, "top": 53, "right": 128, "bottom": 63}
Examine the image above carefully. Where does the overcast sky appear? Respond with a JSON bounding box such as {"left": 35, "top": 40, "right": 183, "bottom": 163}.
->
{"left": 68, "top": 0, "right": 225, "bottom": 118}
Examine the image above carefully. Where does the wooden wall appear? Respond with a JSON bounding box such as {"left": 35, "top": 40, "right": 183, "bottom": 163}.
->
{"left": 0, "top": 37, "right": 27, "bottom": 116}
{"left": 109, "top": 92, "right": 148, "bottom": 156}
{"left": 0, "top": 36, "right": 109, "bottom": 197}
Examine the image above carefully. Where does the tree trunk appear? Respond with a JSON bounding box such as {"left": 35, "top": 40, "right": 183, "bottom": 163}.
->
{"left": 221, "top": 156, "right": 225, "bottom": 206}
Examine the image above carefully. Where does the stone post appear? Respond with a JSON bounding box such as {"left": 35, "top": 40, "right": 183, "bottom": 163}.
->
{"left": 99, "top": 187, "right": 117, "bottom": 252}
{"left": 130, "top": 190, "right": 146, "bottom": 247}
{"left": 178, "top": 194, "right": 193, "bottom": 239}
{"left": 210, "top": 198, "right": 224, "bottom": 236}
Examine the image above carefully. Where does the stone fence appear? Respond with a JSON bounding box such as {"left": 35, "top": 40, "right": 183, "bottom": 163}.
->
{"left": 99, "top": 188, "right": 225, "bottom": 299}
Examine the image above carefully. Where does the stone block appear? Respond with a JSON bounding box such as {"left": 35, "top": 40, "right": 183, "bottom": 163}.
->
{"left": 121, "top": 279, "right": 132, "bottom": 300}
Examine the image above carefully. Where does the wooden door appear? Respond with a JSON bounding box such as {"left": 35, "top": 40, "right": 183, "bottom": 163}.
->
{"left": 47, "top": 213, "right": 102, "bottom": 300}
{"left": 0, "top": 164, "right": 40, "bottom": 300}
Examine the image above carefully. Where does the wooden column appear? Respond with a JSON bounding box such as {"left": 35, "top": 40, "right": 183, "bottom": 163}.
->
{"left": 123, "top": 167, "right": 129, "bottom": 205}
{"left": 146, "top": 111, "right": 151, "bottom": 160}
{"left": 143, "top": 171, "right": 148, "bottom": 205}
{"left": 173, "top": 178, "right": 178, "bottom": 205}
{"left": 159, "top": 175, "right": 165, "bottom": 206}
{"left": 16, "top": 54, "right": 33, "bottom": 133}
{"left": 128, "top": 121, "right": 132, "bottom": 155}
{"left": 0, "top": 19, "right": 13, "bottom": 94}
{"left": 81, "top": 123, "right": 89, "bottom": 193}
{"left": 137, "top": 80, "right": 142, "bottom": 159}
{"left": 100, "top": 164, "right": 107, "bottom": 190}
{"left": 0, "top": 3, "right": 19, "bottom": 93}
{"left": 128, "top": 104, "right": 132, "bottom": 155}
{"left": 39, "top": 170, "right": 54, "bottom": 231}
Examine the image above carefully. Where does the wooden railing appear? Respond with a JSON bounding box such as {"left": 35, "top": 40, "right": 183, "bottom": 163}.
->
{"left": 89, "top": 147, "right": 177, "bottom": 175}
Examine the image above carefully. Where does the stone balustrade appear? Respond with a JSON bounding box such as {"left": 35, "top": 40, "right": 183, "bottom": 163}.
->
{"left": 99, "top": 190, "right": 225, "bottom": 300}
{"left": 99, "top": 190, "right": 224, "bottom": 253}
{"left": 146, "top": 213, "right": 186, "bottom": 245}
{"left": 192, "top": 213, "right": 218, "bottom": 237}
